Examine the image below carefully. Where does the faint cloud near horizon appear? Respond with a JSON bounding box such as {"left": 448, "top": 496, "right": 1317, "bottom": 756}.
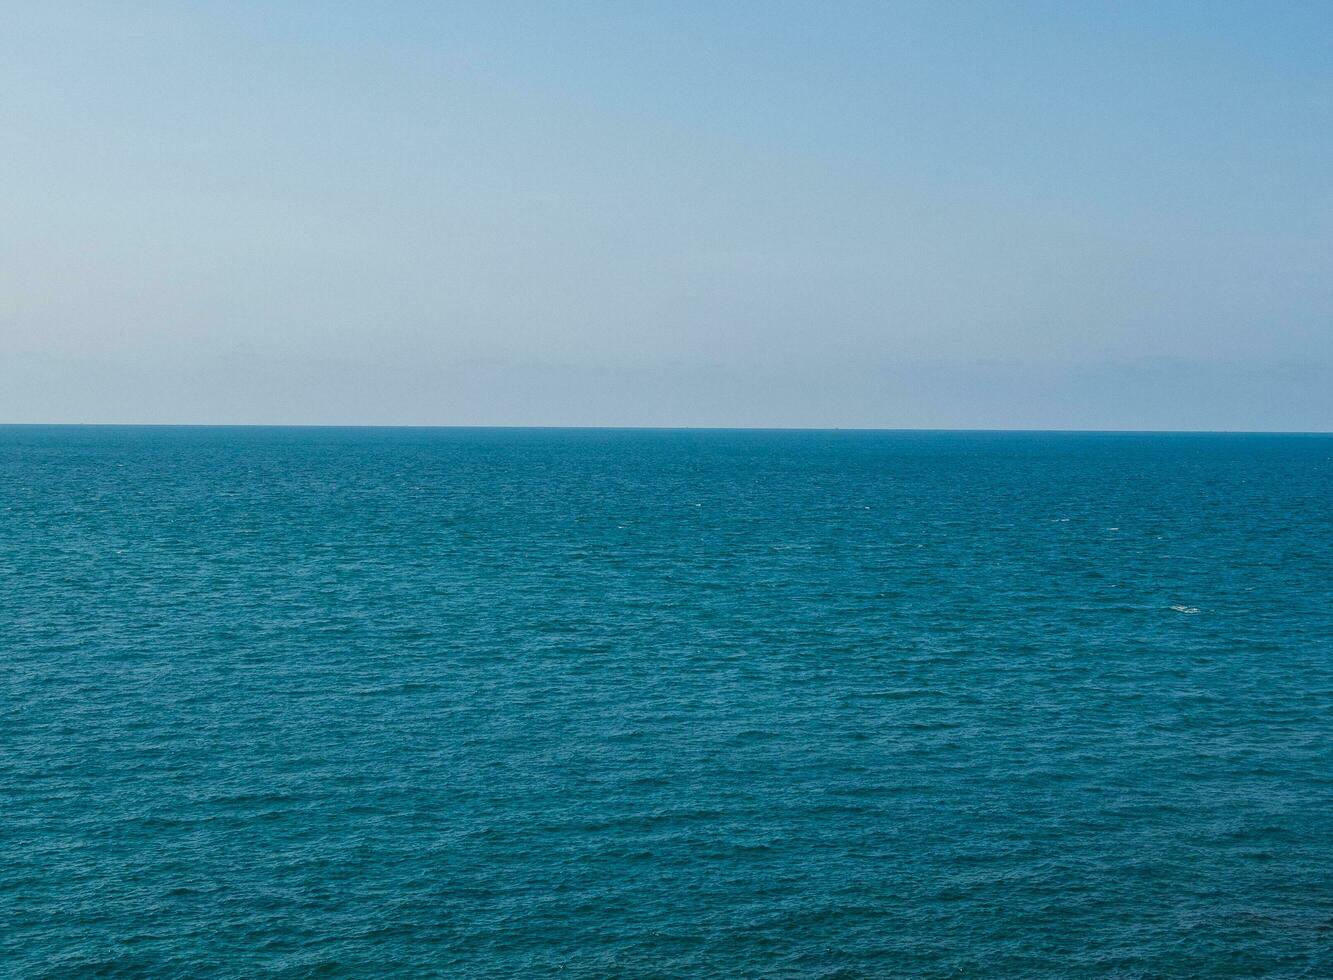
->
{"left": 3, "top": 350, "right": 1328, "bottom": 432}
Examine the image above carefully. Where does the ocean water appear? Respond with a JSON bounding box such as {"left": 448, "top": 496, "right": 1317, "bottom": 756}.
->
{"left": 2, "top": 426, "right": 1331, "bottom": 978}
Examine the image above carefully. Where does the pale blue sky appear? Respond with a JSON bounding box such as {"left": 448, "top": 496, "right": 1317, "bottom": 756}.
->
{"left": 3, "top": 2, "right": 1330, "bottom": 428}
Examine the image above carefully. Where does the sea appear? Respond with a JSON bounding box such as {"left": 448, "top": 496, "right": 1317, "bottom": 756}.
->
{"left": 2, "top": 426, "right": 1330, "bottom": 978}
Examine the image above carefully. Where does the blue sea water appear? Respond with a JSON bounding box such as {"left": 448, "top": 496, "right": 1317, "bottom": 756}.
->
{"left": 2, "top": 426, "right": 1331, "bottom": 978}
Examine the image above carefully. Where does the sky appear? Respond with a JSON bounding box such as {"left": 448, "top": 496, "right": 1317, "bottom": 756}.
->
{"left": 2, "top": 1, "right": 1330, "bottom": 429}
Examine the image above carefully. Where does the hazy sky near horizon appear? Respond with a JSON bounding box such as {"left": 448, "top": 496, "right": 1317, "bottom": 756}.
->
{"left": 3, "top": 1, "right": 1331, "bottom": 428}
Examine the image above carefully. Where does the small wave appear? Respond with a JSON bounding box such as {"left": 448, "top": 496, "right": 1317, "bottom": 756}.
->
{"left": 1170, "top": 605, "right": 1200, "bottom": 614}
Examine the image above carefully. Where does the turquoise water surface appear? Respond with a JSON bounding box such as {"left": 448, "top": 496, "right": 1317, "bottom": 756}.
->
{"left": 3, "top": 427, "right": 1331, "bottom": 977}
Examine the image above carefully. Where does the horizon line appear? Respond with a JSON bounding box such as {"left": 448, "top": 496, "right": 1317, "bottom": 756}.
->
{"left": 2, "top": 423, "right": 1330, "bottom": 436}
